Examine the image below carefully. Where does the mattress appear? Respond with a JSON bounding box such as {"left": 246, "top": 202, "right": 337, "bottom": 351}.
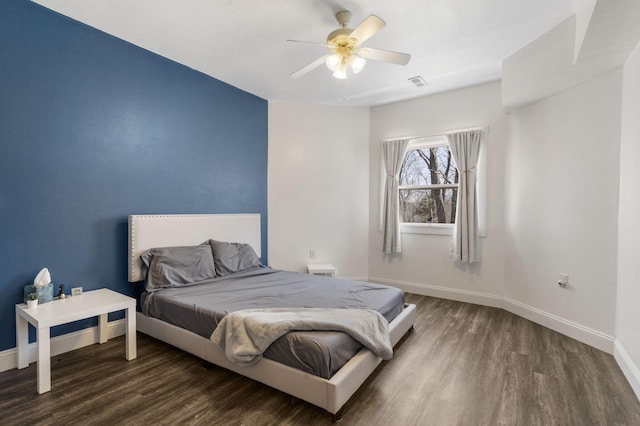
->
{"left": 141, "top": 267, "right": 405, "bottom": 378}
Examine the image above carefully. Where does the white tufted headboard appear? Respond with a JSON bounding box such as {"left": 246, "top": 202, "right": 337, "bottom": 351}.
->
{"left": 128, "top": 214, "right": 261, "bottom": 282}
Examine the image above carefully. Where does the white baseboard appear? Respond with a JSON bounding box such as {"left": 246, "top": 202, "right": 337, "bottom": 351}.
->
{"left": 614, "top": 339, "right": 640, "bottom": 401}
{"left": 0, "top": 319, "right": 127, "bottom": 374}
{"left": 369, "top": 276, "right": 615, "bottom": 354}
{"left": 502, "top": 297, "right": 614, "bottom": 353}
{"left": 369, "top": 276, "right": 503, "bottom": 308}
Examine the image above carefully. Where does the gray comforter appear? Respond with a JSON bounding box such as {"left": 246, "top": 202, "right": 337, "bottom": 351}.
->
{"left": 211, "top": 308, "right": 393, "bottom": 366}
{"left": 141, "top": 267, "right": 405, "bottom": 378}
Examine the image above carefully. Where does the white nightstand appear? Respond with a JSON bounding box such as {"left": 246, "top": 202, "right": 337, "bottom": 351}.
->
{"left": 15, "top": 288, "right": 137, "bottom": 394}
{"left": 307, "top": 264, "right": 336, "bottom": 277}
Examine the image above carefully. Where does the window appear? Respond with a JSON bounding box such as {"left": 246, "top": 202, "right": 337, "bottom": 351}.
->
{"left": 378, "top": 132, "right": 487, "bottom": 237}
{"left": 399, "top": 137, "right": 458, "bottom": 234}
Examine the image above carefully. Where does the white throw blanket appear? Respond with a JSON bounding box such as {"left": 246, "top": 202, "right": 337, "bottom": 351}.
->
{"left": 211, "top": 308, "right": 393, "bottom": 367}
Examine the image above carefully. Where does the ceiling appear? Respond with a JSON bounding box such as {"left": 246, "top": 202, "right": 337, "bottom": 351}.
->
{"left": 33, "top": 0, "right": 576, "bottom": 106}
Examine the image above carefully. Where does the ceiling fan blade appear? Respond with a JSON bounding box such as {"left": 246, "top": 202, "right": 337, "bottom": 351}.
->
{"left": 358, "top": 47, "right": 411, "bottom": 65}
{"left": 290, "top": 56, "right": 327, "bottom": 78}
{"left": 348, "top": 14, "right": 386, "bottom": 45}
{"left": 287, "top": 39, "right": 333, "bottom": 49}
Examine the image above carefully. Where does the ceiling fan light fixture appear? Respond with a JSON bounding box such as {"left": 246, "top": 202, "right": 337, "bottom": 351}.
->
{"left": 350, "top": 56, "right": 366, "bottom": 74}
{"left": 332, "top": 66, "right": 348, "bottom": 79}
{"left": 326, "top": 54, "right": 342, "bottom": 72}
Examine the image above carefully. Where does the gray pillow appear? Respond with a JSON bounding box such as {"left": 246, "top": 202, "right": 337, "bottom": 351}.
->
{"left": 140, "top": 245, "right": 216, "bottom": 291}
{"left": 208, "top": 239, "right": 261, "bottom": 277}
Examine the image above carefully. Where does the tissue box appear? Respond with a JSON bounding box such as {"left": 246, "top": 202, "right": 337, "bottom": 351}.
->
{"left": 24, "top": 284, "right": 54, "bottom": 304}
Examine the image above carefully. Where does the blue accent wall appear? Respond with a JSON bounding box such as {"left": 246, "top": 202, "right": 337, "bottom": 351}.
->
{"left": 0, "top": 1, "right": 268, "bottom": 351}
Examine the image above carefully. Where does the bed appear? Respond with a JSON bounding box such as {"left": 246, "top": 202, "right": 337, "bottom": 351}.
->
{"left": 128, "top": 214, "right": 416, "bottom": 419}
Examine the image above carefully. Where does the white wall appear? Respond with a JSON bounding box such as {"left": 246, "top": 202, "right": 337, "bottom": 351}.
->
{"left": 504, "top": 69, "right": 622, "bottom": 351}
{"left": 615, "top": 40, "right": 640, "bottom": 398}
{"left": 368, "top": 81, "right": 507, "bottom": 306}
{"left": 268, "top": 101, "right": 370, "bottom": 279}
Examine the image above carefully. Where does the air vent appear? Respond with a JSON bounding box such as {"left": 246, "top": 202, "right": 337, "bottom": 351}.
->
{"left": 408, "top": 76, "right": 427, "bottom": 87}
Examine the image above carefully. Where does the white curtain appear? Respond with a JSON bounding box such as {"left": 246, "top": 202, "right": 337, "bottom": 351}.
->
{"left": 382, "top": 139, "right": 409, "bottom": 253}
{"left": 448, "top": 130, "right": 482, "bottom": 263}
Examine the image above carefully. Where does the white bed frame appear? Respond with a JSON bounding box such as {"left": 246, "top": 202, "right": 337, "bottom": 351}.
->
{"left": 128, "top": 214, "right": 416, "bottom": 418}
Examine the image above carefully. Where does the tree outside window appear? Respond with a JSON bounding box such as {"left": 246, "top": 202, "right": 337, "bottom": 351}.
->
{"left": 399, "top": 140, "right": 459, "bottom": 224}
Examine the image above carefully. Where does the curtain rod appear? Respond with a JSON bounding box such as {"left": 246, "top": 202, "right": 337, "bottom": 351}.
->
{"left": 381, "top": 126, "right": 488, "bottom": 142}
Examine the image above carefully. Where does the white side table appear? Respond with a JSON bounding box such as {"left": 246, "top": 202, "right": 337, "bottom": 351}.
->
{"left": 15, "top": 288, "right": 137, "bottom": 394}
{"left": 307, "top": 264, "right": 336, "bottom": 277}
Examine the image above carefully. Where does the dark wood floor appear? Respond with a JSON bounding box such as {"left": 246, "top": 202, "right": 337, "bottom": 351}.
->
{"left": 1, "top": 294, "right": 639, "bottom": 425}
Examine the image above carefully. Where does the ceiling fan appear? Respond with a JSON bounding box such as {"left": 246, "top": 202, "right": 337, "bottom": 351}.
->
{"left": 288, "top": 10, "right": 411, "bottom": 80}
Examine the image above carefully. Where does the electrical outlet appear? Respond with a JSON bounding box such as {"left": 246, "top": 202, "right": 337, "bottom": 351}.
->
{"left": 558, "top": 273, "right": 569, "bottom": 288}
{"left": 309, "top": 249, "right": 316, "bottom": 260}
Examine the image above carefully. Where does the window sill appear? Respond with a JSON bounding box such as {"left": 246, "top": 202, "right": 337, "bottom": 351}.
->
{"left": 400, "top": 223, "right": 453, "bottom": 236}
